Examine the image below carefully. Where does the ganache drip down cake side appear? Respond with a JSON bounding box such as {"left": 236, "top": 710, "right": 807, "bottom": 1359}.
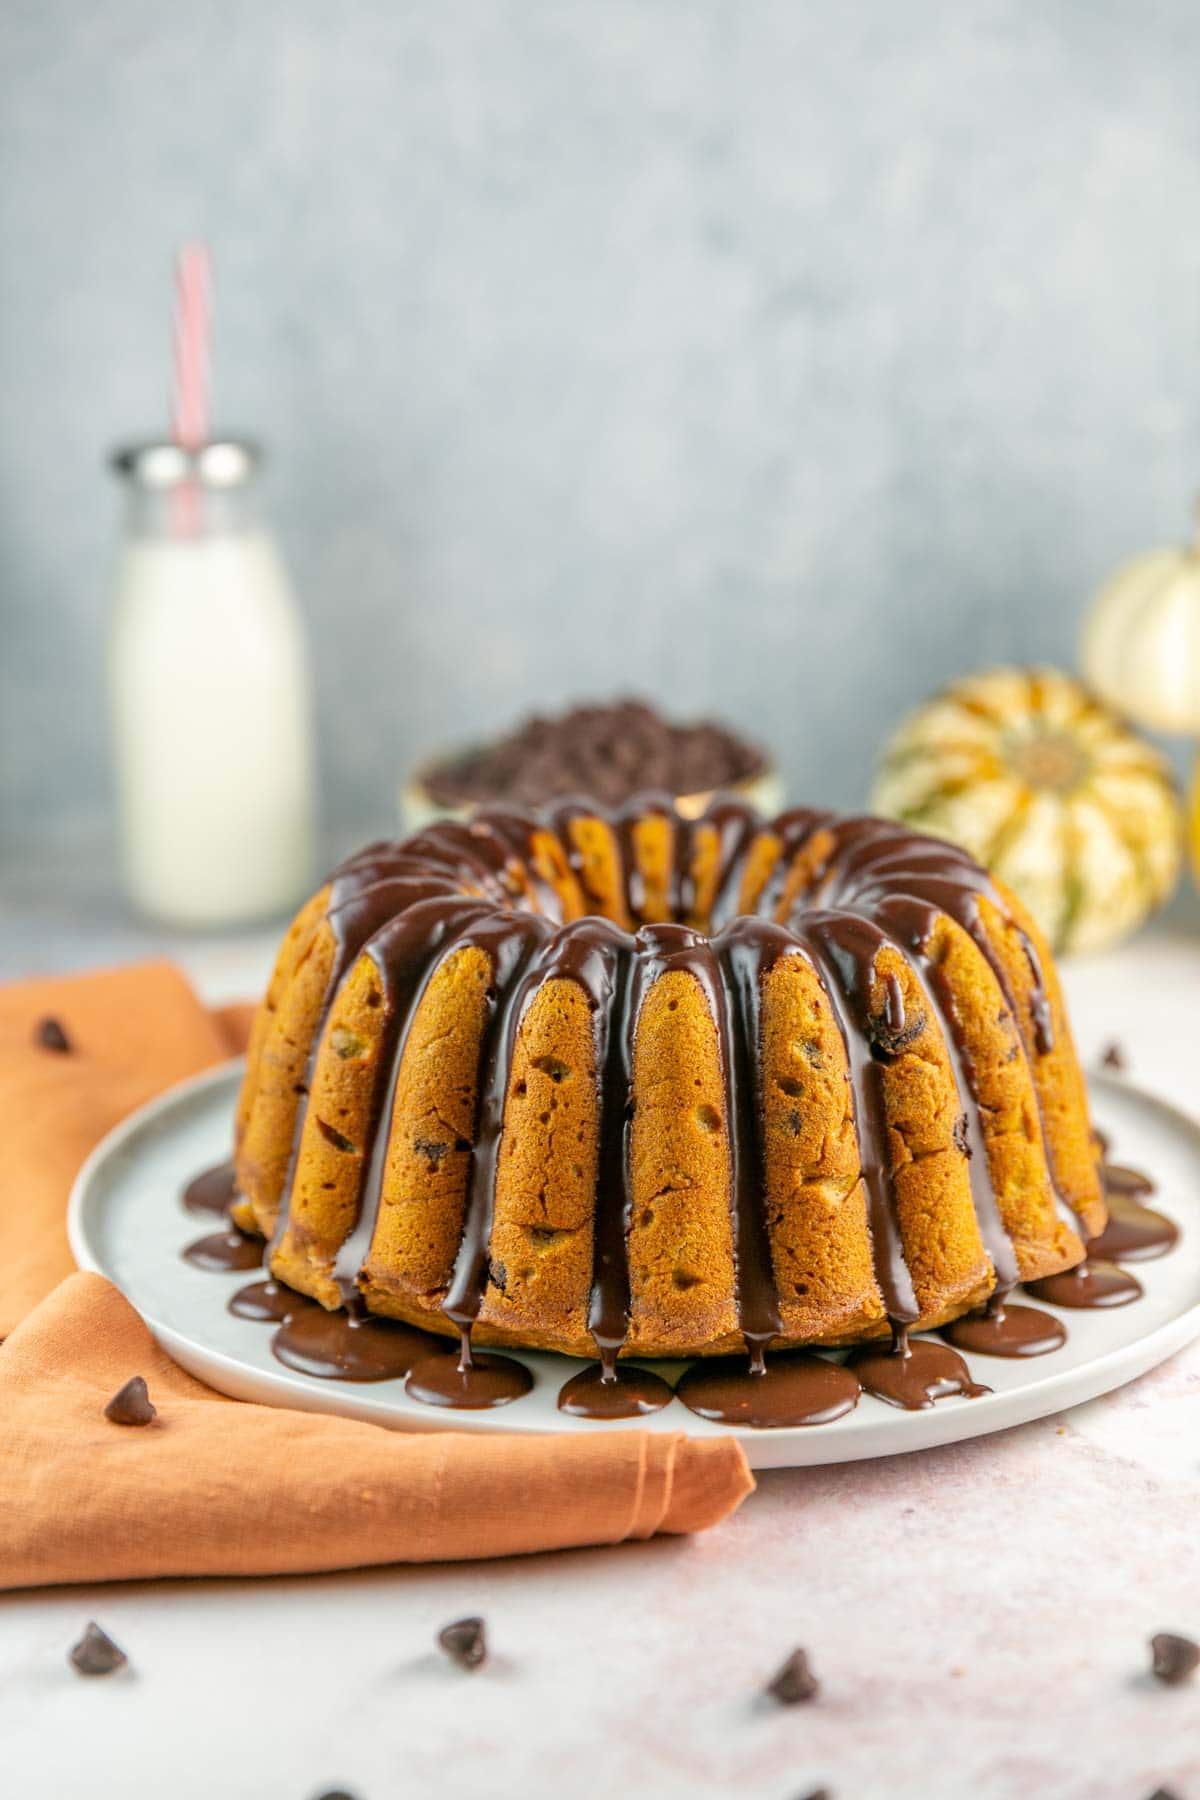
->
{"left": 230, "top": 796, "right": 1105, "bottom": 1365}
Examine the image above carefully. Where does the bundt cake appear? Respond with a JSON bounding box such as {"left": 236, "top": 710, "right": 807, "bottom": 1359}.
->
{"left": 231, "top": 796, "right": 1105, "bottom": 1366}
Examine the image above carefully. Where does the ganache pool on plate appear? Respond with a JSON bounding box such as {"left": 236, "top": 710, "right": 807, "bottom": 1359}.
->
{"left": 181, "top": 1147, "right": 1177, "bottom": 1423}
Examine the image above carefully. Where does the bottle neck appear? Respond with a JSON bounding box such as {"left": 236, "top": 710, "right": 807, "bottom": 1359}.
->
{"left": 121, "top": 475, "right": 262, "bottom": 542}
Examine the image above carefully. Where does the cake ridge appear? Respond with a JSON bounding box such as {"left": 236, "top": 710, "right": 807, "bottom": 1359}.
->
{"left": 441, "top": 911, "right": 558, "bottom": 1340}
{"left": 711, "top": 917, "right": 797, "bottom": 1360}
{"left": 873, "top": 891, "right": 1022, "bottom": 1295}
{"left": 703, "top": 796, "right": 766, "bottom": 929}
{"left": 798, "top": 910, "right": 923, "bottom": 1327}
{"left": 329, "top": 899, "right": 543, "bottom": 1307}
{"left": 534, "top": 916, "right": 637, "bottom": 1367}
{"left": 794, "top": 813, "right": 1077, "bottom": 1235}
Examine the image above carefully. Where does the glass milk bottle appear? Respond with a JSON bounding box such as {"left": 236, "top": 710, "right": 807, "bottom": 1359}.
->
{"left": 107, "top": 440, "right": 315, "bottom": 926}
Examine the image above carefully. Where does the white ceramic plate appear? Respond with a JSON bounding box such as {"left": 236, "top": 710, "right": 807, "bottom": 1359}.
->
{"left": 68, "top": 1064, "right": 1200, "bottom": 1471}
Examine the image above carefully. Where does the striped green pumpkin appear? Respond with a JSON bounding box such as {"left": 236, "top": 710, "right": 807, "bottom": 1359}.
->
{"left": 871, "top": 666, "right": 1182, "bottom": 954}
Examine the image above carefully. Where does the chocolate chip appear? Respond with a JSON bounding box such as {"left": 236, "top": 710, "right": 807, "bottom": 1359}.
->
{"left": 766, "top": 1646, "right": 819, "bottom": 1705}
{"left": 1150, "top": 1632, "right": 1200, "bottom": 1686}
{"left": 868, "top": 1008, "right": 926, "bottom": 1059}
{"left": 315, "top": 1118, "right": 356, "bottom": 1154}
{"left": 953, "top": 1113, "right": 971, "bottom": 1157}
{"left": 1100, "top": 1042, "right": 1126, "bottom": 1071}
{"left": 422, "top": 699, "right": 767, "bottom": 810}
{"left": 34, "top": 1016, "right": 72, "bottom": 1054}
{"left": 438, "top": 1615, "right": 487, "bottom": 1670}
{"left": 413, "top": 1136, "right": 448, "bottom": 1168}
{"left": 104, "top": 1376, "right": 157, "bottom": 1426}
{"left": 69, "top": 1622, "right": 127, "bottom": 1676}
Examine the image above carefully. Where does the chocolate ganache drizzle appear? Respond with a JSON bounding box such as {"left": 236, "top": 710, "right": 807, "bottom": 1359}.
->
{"left": 182, "top": 1160, "right": 239, "bottom": 1219}
{"left": 197, "top": 794, "right": 1149, "bottom": 1418}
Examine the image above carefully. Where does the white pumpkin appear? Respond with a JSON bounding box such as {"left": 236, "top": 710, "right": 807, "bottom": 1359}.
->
{"left": 1080, "top": 504, "right": 1200, "bottom": 731}
{"left": 872, "top": 666, "right": 1182, "bottom": 955}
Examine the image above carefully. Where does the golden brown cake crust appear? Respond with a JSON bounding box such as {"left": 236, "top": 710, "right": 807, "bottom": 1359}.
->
{"left": 233, "top": 800, "right": 1104, "bottom": 1361}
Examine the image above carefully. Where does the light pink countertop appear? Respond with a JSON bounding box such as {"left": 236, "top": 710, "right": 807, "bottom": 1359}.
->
{"left": 1, "top": 924, "right": 1198, "bottom": 1800}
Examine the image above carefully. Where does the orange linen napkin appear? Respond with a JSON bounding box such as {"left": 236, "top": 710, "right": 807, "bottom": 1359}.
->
{"left": 0, "top": 1271, "right": 750, "bottom": 1589}
{"left": 0, "top": 962, "right": 753, "bottom": 1589}
{"left": 0, "top": 961, "right": 238, "bottom": 1337}
{"left": 210, "top": 997, "right": 257, "bottom": 1057}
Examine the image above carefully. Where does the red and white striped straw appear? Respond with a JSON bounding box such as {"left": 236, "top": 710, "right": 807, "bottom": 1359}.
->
{"left": 170, "top": 242, "right": 212, "bottom": 452}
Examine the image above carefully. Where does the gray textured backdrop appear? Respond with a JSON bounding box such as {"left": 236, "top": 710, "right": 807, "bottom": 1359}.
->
{"left": 2, "top": 0, "right": 1198, "bottom": 858}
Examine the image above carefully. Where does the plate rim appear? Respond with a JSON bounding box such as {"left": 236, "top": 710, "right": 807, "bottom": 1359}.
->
{"left": 66, "top": 1062, "right": 1200, "bottom": 1469}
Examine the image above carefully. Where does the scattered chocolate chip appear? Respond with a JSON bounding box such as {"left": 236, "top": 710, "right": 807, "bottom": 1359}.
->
{"left": 34, "top": 1016, "right": 72, "bottom": 1054}
{"left": 1100, "top": 1042, "right": 1126, "bottom": 1071}
{"left": 1151, "top": 1632, "right": 1200, "bottom": 1686}
{"left": 69, "top": 1622, "right": 127, "bottom": 1676}
{"left": 104, "top": 1376, "right": 157, "bottom": 1427}
{"left": 438, "top": 1615, "right": 487, "bottom": 1670}
{"left": 488, "top": 1259, "right": 509, "bottom": 1294}
{"left": 766, "top": 1647, "right": 819, "bottom": 1705}
{"left": 413, "top": 1136, "right": 448, "bottom": 1168}
{"left": 953, "top": 1113, "right": 971, "bottom": 1157}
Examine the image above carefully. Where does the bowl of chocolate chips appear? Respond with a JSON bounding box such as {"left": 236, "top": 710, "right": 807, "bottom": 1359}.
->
{"left": 401, "top": 698, "right": 783, "bottom": 832}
